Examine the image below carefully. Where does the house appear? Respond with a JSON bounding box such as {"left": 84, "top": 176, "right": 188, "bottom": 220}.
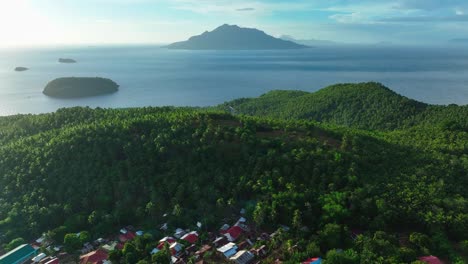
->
{"left": 32, "top": 253, "right": 47, "bottom": 263}
{"left": 418, "top": 256, "right": 443, "bottom": 264}
{"left": 79, "top": 249, "right": 109, "bottom": 264}
{"left": 169, "top": 242, "right": 184, "bottom": 256}
{"left": 302, "top": 257, "right": 322, "bottom": 264}
{"left": 253, "top": 245, "right": 267, "bottom": 257}
{"left": 181, "top": 231, "right": 199, "bottom": 244}
{"left": 44, "top": 258, "right": 59, "bottom": 264}
{"left": 160, "top": 237, "right": 177, "bottom": 244}
{"left": 213, "top": 236, "right": 228, "bottom": 247}
{"left": 119, "top": 231, "right": 136, "bottom": 243}
{"left": 150, "top": 248, "right": 160, "bottom": 255}
{"left": 101, "top": 242, "right": 117, "bottom": 252}
{"left": 217, "top": 242, "right": 238, "bottom": 258}
{"left": 230, "top": 250, "right": 255, "bottom": 264}
{"left": 136, "top": 231, "right": 144, "bottom": 236}
{"left": 174, "top": 228, "right": 186, "bottom": 239}
{"left": 52, "top": 246, "right": 63, "bottom": 252}
{"left": 81, "top": 242, "right": 94, "bottom": 254}
{"left": 186, "top": 244, "right": 197, "bottom": 254}
{"left": 237, "top": 241, "right": 249, "bottom": 250}
{"left": 220, "top": 224, "right": 230, "bottom": 233}
{"left": 224, "top": 226, "right": 243, "bottom": 242}
{"left": 195, "top": 245, "right": 212, "bottom": 256}
{"left": 0, "top": 244, "right": 39, "bottom": 264}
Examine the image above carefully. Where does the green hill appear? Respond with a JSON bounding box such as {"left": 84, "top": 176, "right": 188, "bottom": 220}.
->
{"left": 0, "top": 106, "right": 467, "bottom": 263}
{"left": 221, "top": 82, "right": 468, "bottom": 131}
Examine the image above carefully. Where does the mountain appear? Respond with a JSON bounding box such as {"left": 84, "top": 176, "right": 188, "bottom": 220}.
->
{"left": 0, "top": 85, "right": 467, "bottom": 263}
{"left": 280, "top": 35, "right": 337, "bottom": 46}
{"left": 219, "top": 82, "right": 468, "bottom": 130}
{"left": 166, "top": 24, "right": 308, "bottom": 50}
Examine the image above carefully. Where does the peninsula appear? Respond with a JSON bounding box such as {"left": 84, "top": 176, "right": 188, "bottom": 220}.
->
{"left": 43, "top": 77, "right": 119, "bottom": 98}
{"left": 167, "top": 24, "right": 308, "bottom": 50}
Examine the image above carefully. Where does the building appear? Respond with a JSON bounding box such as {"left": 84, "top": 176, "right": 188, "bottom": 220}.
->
{"left": 44, "top": 258, "right": 60, "bottom": 264}
{"left": 418, "top": 256, "right": 443, "bottom": 264}
{"left": 217, "top": 242, "right": 238, "bottom": 258}
{"left": 302, "top": 257, "right": 322, "bottom": 264}
{"left": 230, "top": 250, "right": 254, "bottom": 264}
{"left": 79, "top": 249, "right": 109, "bottom": 264}
{"left": 169, "top": 242, "right": 184, "bottom": 256}
{"left": 0, "top": 244, "right": 38, "bottom": 264}
{"left": 224, "top": 226, "right": 243, "bottom": 242}
{"left": 181, "top": 231, "right": 199, "bottom": 244}
{"left": 174, "top": 228, "right": 186, "bottom": 239}
{"left": 32, "top": 253, "right": 46, "bottom": 263}
{"left": 195, "top": 245, "right": 212, "bottom": 257}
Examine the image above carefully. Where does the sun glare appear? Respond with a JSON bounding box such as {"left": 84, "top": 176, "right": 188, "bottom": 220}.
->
{"left": 0, "top": 1, "right": 58, "bottom": 47}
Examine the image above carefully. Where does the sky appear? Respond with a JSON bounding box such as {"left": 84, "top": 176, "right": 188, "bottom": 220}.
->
{"left": 1, "top": 0, "right": 467, "bottom": 47}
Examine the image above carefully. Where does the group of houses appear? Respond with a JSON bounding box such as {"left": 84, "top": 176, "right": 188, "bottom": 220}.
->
{"left": 0, "top": 211, "right": 447, "bottom": 264}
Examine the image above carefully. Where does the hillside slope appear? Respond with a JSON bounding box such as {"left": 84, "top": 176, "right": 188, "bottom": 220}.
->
{"left": 0, "top": 106, "right": 467, "bottom": 262}
{"left": 221, "top": 82, "right": 468, "bottom": 130}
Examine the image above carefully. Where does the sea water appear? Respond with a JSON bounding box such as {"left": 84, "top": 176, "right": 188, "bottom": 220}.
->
{"left": 0, "top": 44, "right": 467, "bottom": 116}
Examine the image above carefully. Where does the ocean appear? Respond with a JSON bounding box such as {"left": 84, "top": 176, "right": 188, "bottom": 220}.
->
{"left": 0, "top": 44, "right": 467, "bottom": 116}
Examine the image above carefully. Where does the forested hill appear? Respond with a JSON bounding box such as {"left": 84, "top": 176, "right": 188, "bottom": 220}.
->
{"left": 220, "top": 82, "right": 468, "bottom": 131}
{"left": 0, "top": 106, "right": 467, "bottom": 263}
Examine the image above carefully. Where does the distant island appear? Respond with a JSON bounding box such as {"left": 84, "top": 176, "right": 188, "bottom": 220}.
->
{"left": 14, "top": 67, "right": 29, "bottom": 72}
{"left": 166, "top": 24, "right": 309, "bottom": 50}
{"left": 43, "top": 77, "right": 119, "bottom": 98}
{"left": 58, "top": 58, "right": 77, "bottom": 63}
{"left": 280, "top": 35, "right": 337, "bottom": 46}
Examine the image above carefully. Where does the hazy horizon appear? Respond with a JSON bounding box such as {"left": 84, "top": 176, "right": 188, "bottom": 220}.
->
{"left": 2, "top": 0, "right": 468, "bottom": 47}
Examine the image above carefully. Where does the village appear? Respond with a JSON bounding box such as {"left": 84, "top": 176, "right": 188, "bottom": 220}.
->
{"left": 0, "top": 207, "right": 444, "bottom": 264}
{"left": 0, "top": 208, "right": 328, "bottom": 264}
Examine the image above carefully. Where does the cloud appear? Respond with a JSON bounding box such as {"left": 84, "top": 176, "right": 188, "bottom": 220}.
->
{"left": 330, "top": 12, "right": 368, "bottom": 24}
{"left": 392, "top": 0, "right": 468, "bottom": 11}
{"left": 236, "top": 8, "right": 255, "bottom": 12}
{"left": 379, "top": 14, "right": 468, "bottom": 22}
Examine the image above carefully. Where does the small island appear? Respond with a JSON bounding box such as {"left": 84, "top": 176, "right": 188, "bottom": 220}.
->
{"left": 43, "top": 77, "right": 119, "bottom": 98}
{"left": 58, "top": 58, "right": 77, "bottom": 63}
{"left": 14, "top": 67, "right": 29, "bottom": 72}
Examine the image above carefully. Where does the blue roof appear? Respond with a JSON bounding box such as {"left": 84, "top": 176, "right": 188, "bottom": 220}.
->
{"left": 0, "top": 244, "right": 37, "bottom": 264}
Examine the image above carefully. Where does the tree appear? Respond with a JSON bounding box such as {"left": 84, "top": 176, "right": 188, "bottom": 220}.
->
{"left": 64, "top": 233, "right": 81, "bottom": 253}
{"left": 324, "top": 249, "right": 359, "bottom": 264}
{"left": 108, "top": 250, "right": 122, "bottom": 263}
{"left": 79, "top": 231, "right": 91, "bottom": 244}
{"left": 151, "top": 245, "right": 171, "bottom": 264}
{"left": 5, "top": 237, "right": 26, "bottom": 251}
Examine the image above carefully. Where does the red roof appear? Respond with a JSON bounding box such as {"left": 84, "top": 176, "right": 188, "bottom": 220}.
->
{"left": 419, "top": 256, "right": 443, "bottom": 264}
{"left": 225, "top": 226, "right": 243, "bottom": 241}
{"left": 181, "top": 232, "right": 199, "bottom": 244}
{"left": 302, "top": 258, "right": 322, "bottom": 264}
{"left": 80, "top": 249, "right": 108, "bottom": 264}
{"left": 119, "top": 231, "right": 136, "bottom": 243}
{"left": 45, "top": 258, "right": 60, "bottom": 264}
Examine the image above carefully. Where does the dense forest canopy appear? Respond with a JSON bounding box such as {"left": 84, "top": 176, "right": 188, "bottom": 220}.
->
{"left": 0, "top": 83, "right": 467, "bottom": 263}
{"left": 219, "top": 82, "right": 468, "bottom": 131}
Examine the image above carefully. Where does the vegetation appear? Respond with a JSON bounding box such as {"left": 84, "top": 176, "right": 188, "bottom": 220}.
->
{"left": 219, "top": 82, "right": 468, "bottom": 131}
{"left": 0, "top": 82, "right": 467, "bottom": 262}
{"left": 43, "top": 77, "right": 119, "bottom": 98}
